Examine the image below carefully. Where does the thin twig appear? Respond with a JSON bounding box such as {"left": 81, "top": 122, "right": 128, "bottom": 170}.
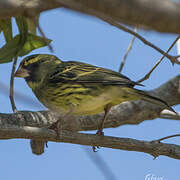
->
{"left": 9, "top": 17, "right": 28, "bottom": 113}
{"left": 0, "top": 81, "right": 42, "bottom": 108}
{"left": 153, "top": 134, "right": 180, "bottom": 143}
{"left": 115, "top": 23, "right": 180, "bottom": 65}
{"left": 36, "top": 20, "right": 54, "bottom": 52}
{"left": 9, "top": 56, "right": 18, "bottom": 113}
{"left": 100, "top": 16, "right": 180, "bottom": 65}
{"left": 137, "top": 35, "right": 180, "bottom": 83}
{"left": 119, "top": 28, "right": 137, "bottom": 72}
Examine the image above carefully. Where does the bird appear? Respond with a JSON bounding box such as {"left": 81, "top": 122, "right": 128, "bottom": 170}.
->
{"left": 15, "top": 54, "right": 175, "bottom": 137}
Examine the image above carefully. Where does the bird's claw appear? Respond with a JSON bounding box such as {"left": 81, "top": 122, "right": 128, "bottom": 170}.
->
{"left": 96, "top": 129, "right": 104, "bottom": 136}
{"left": 92, "top": 129, "right": 104, "bottom": 152}
{"left": 49, "top": 120, "right": 60, "bottom": 137}
{"left": 92, "top": 146, "right": 100, "bottom": 152}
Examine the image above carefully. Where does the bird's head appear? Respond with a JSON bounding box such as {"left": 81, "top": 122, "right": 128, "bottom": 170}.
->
{"left": 15, "top": 54, "right": 62, "bottom": 88}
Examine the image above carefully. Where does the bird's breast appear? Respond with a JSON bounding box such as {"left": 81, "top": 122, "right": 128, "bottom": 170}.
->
{"left": 32, "top": 84, "right": 140, "bottom": 116}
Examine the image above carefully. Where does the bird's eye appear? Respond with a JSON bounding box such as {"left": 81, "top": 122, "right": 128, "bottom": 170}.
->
{"left": 26, "top": 62, "right": 39, "bottom": 71}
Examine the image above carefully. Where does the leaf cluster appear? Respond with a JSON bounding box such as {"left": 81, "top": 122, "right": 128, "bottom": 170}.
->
{"left": 0, "top": 16, "right": 51, "bottom": 63}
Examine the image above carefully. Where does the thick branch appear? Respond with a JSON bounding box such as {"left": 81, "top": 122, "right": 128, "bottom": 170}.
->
{"left": 1, "top": 0, "right": 180, "bottom": 34}
{"left": 1, "top": 126, "right": 180, "bottom": 160}
{"left": 58, "top": 0, "right": 180, "bottom": 34}
{"left": 1, "top": 75, "right": 180, "bottom": 156}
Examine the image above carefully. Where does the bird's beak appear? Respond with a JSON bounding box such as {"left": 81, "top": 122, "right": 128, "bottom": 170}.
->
{"left": 15, "top": 66, "right": 30, "bottom": 78}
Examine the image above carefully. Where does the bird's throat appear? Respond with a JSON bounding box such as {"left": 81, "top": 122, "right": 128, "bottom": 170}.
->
{"left": 26, "top": 80, "right": 40, "bottom": 90}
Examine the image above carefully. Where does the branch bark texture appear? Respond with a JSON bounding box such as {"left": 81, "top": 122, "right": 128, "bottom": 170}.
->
{"left": 1, "top": 0, "right": 180, "bottom": 34}
{"left": 1, "top": 75, "right": 180, "bottom": 158}
{"left": 1, "top": 127, "right": 180, "bottom": 160}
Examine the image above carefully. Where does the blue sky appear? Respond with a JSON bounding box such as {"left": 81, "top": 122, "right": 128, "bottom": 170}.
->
{"left": 0, "top": 8, "right": 180, "bottom": 180}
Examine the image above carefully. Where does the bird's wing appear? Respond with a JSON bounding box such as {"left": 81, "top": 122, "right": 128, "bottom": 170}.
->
{"left": 47, "top": 61, "right": 140, "bottom": 87}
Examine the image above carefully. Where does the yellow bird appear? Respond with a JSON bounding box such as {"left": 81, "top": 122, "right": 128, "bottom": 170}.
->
{"left": 15, "top": 54, "right": 175, "bottom": 135}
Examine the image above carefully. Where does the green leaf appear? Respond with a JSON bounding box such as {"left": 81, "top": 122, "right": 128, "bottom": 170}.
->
{"left": 15, "top": 17, "right": 28, "bottom": 53}
{"left": 0, "top": 16, "right": 51, "bottom": 64}
{"left": 0, "top": 17, "right": 28, "bottom": 63}
{"left": 0, "top": 33, "right": 52, "bottom": 63}
{"left": 0, "top": 18, "right": 13, "bottom": 42}
{"left": 15, "top": 17, "right": 28, "bottom": 37}
{"left": 18, "top": 33, "right": 52, "bottom": 56}
{"left": 0, "top": 35, "right": 20, "bottom": 63}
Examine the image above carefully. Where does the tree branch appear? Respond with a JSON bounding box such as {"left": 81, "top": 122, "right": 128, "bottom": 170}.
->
{"left": 57, "top": 0, "right": 180, "bottom": 34}
{"left": 1, "top": 0, "right": 180, "bottom": 34}
{"left": 1, "top": 126, "right": 180, "bottom": 160}
{"left": 1, "top": 76, "right": 180, "bottom": 157}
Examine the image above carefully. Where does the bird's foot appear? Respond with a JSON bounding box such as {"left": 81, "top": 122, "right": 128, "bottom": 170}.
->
{"left": 92, "top": 145, "right": 100, "bottom": 152}
{"left": 96, "top": 129, "right": 104, "bottom": 136}
{"left": 49, "top": 120, "right": 61, "bottom": 137}
{"left": 92, "top": 129, "right": 104, "bottom": 152}
{"left": 46, "top": 121, "right": 60, "bottom": 148}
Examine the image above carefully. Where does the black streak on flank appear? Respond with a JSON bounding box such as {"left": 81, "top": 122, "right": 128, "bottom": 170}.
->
{"left": 57, "top": 91, "right": 91, "bottom": 97}
{"left": 122, "top": 95, "right": 128, "bottom": 99}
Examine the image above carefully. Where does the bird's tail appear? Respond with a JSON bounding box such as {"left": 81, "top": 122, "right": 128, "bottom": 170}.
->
{"left": 131, "top": 88, "right": 176, "bottom": 113}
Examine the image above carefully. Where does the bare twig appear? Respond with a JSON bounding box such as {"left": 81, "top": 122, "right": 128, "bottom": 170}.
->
{"left": 119, "top": 28, "right": 137, "bottom": 72}
{"left": 9, "top": 57, "right": 18, "bottom": 113}
{"left": 153, "top": 134, "right": 180, "bottom": 143}
{"left": 101, "top": 17, "right": 180, "bottom": 65}
{"left": 0, "top": 81, "right": 43, "bottom": 108}
{"left": 37, "top": 20, "right": 54, "bottom": 52}
{"left": 137, "top": 35, "right": 180, "bottom": 83}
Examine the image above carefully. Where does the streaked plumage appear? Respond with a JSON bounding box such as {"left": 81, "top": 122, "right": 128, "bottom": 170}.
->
{"left": 15, "top": 54, "right": 175, "bottom": 135}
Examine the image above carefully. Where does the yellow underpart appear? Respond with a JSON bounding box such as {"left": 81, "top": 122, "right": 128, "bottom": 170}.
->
{"left": 43, "top": 86, "right": 140, "bottom": 115}
{"left": 54, "top": 84, "right": 88, "bottom": 96}
{"left": 27, "top": 81, "right": 40, "bottom": 90}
